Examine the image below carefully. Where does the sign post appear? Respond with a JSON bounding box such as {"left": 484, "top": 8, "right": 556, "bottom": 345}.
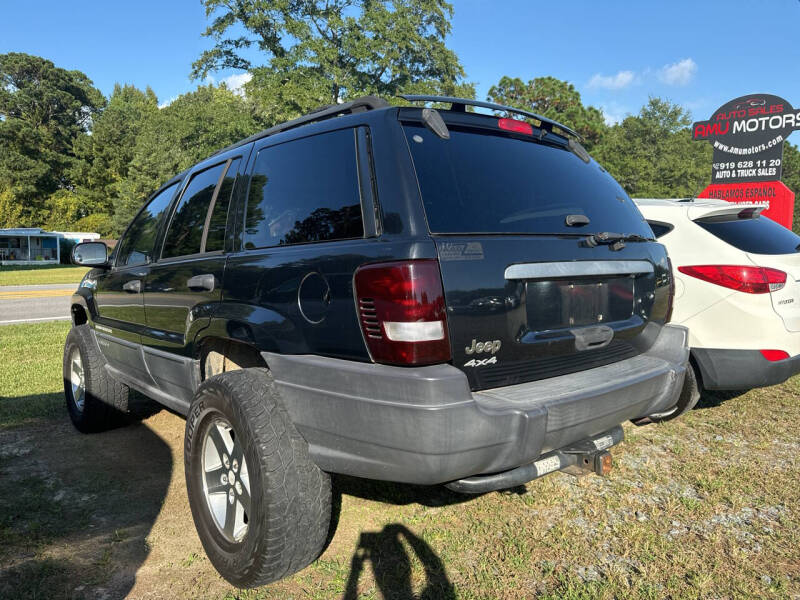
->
{"left": 692, "top": 94, "right": 799, "bottom": 228}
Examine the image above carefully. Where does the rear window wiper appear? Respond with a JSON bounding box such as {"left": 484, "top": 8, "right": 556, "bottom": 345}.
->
{"left": 583, "top": 232, "right": 651, "bottom": 251}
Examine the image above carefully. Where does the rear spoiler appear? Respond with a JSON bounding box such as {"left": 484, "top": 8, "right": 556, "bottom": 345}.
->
{"left": 399, "top": 94, "right": 583, "bottom": 141}
{"left": 687, "top": 203, "right": 765, "bottom": 222}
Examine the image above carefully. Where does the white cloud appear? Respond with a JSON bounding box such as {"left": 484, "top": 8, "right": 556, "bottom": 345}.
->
{"left": 158, "top": 96, "right": 177, "bottom": 109}
{"left": 157, "top": 72, "right": 253, "bottom": 109}
{"left": 658, "top": 58, "right": 697, "bottom": 86}
{"left": 600, "top": 103, "right": 631, "bottom": 126}
{"left": 220, "top": 72, "right": 253, "bottom": 96}
{"left": 587, "top": 70, "right": 636, "bottom": 90}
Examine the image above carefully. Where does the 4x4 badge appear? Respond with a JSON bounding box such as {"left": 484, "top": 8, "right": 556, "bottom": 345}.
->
{"left": 464, "top": 356, "right": 497, "bottom": 368}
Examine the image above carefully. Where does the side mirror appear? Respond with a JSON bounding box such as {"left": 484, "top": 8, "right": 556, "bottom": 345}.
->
{"left": 72, "top": 242, "right": 109, "bottom": 267}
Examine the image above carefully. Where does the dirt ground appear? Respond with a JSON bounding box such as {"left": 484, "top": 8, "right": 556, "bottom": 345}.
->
{"left": 1, "top": 385, "right": 800, "bottom": 599}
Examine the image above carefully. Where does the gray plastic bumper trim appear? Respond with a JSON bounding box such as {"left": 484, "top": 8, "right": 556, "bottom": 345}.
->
{"left": 263, "top": 323, "right": 688, "bottom": 485}
{"left": 693, "top": 347, "right": 800, "bottom": 390}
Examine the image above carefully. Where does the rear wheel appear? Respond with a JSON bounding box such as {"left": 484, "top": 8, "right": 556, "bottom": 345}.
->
{"left": 63, "top": 324, "right": 130, "bottom": 432}
{"left": 185, "top": 367, "right": 332, "bottom": 588}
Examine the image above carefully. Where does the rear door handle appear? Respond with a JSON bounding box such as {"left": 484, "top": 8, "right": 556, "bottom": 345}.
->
{"left": 187, "top": 274, "right": 215, "bottom": 292}
{"left": 122, "top": 279, "right": 142, "bottom": 294}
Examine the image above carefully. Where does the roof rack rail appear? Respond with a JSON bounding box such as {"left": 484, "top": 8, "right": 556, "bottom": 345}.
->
{"left": 212, "top": 95, "right": 390, "bottom": 156}
{"left": 263, "top": 95, "right": 389, "bottom": 137}
{"left": 399, "top": 94, "right": 582, "bottom": 141}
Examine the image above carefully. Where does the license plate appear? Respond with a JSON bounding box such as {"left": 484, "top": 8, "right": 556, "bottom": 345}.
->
{"left": 526, "top": 277, "right": 634, "bottom": 330}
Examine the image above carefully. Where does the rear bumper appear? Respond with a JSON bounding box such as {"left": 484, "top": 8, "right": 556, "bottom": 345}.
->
{"left": 693, "top": 348, "right": 800, "bottom": 390}
{"left": 263, "top": 323, "right": 689, "bottom": 485}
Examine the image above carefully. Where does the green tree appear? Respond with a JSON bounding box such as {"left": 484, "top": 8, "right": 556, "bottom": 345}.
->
{"left": 593, "top": 97, "right": 711, "bottom": 198}
{"left": 0, "top": 52, "right": 104, "bottom": 227}
{"left": 193, "top": 0, "right": 473, "bottom": 125}
{"left": 114, "top": 84, "right": 258, "bottom": 232}
{"left": 487, "top": 76, "right": 607, "bottom": 150}
{"left": 71, "top": 84, "right": 159, "bottom": 235}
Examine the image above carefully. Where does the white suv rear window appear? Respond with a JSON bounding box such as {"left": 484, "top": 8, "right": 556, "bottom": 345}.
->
{"left": 697, "top": 216, "right": 800, "bottom": 255}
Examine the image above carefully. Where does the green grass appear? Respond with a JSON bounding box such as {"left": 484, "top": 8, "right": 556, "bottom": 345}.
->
{"left": 0, "top": 264, "right": 88, "bottom": 286}
{"left": 0, "top": 321, "right": 798, "bottom": 598}
{"left": 0, "top": 320, "right": 70, "bottom": 427}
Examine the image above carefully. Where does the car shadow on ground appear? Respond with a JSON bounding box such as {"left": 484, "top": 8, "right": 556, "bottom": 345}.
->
{"left": 695, "top": 389, "right": 749, "bottom": 410}
{"left": 332, "top": 474, "right": 525, "bottom": 508}
{"left": 0, "top": 400, "right": 171, "bottom": 599}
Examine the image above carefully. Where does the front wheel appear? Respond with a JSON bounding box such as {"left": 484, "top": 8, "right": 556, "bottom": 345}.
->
{"left": 63, "top": 324, "right": 130, "bottom": 433}
{"left": 184, "top": 367, "right": 332, "bottom": 588}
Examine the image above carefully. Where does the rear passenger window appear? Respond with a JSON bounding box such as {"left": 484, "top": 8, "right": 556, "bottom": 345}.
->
{"left": 205, "top": 158, "right": 241, "bottom": 253}
{"left": 162, "top": 163, "right": 226, "bottom": 258}
{"left": 244, "top": 129, "right": 363, "bottom": 249}
{"left": 116, "top": 182, "right": 178, "bottom": 267}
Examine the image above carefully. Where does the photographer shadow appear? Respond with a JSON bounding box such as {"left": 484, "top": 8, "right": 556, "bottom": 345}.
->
{"left": 342, "top": 523, "right": 455, "bottom": 600}
{"left": 331, "top": 475, "right": 525, "bottom": 599}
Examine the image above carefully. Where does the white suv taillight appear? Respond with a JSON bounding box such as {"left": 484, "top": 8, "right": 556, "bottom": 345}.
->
{"left": 678, "top": 265, "right": 787, "bottom": 294}
{"left": 354, "top": 260, "right": 451, "bottom": 366}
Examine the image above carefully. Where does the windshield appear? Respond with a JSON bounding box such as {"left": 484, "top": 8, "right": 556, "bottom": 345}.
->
{"left": 403, "top": 124, "right": 651, "bottom": 237}
{"left": 697, "top": 215, "right": 800, "bottom": 255}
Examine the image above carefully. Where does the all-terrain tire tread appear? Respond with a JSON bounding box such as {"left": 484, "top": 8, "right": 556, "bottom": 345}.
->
{"left": 186, "top": 367, "right": 331, "bottom": 587}
{"left": 63, "top": 324, "right": 130, "bottom": 432}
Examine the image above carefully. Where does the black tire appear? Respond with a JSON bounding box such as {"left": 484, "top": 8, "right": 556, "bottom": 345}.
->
{"left": 184, "top": 367, "right": 332, "bottom": 588}
{"left": 645, "top": 361, "right": 701, "bottom": 423}
{"left": 63, "top": 324, "right": 130, "bottom": 433}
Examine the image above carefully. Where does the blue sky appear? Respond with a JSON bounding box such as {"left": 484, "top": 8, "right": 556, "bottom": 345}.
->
{"left": 2, "top": 0, "right": 800, "bottom": 126}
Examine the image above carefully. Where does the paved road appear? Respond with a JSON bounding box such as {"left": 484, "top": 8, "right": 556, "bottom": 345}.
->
{"left": 0, "top": 284, "right": 76, "bottom": 325}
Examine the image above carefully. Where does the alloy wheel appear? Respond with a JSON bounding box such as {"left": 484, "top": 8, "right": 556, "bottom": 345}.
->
{"left": 69, "top": 347, "right": 85, "bottom": 412}
{"left": 201, "top": 417, "right": 251, "bottom": 542}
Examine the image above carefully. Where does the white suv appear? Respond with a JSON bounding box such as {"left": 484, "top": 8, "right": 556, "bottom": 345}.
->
{"left": 635, "top": 198, "right": 800, "bottom": 407}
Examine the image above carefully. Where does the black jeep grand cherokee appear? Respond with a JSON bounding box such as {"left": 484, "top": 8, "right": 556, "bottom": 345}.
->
{"left": 65, "top": 95, "right": 689, "bottom": 587}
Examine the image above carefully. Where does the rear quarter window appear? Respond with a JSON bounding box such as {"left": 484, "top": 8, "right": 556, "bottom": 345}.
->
{"left": 696, "top": 215, "right": 800, "bottom": 255}
{"left": 244, "top": 129, "right": 364, "bottom": 249}
{"left": 647, "top": 221, "right": 674, "bottom": 238}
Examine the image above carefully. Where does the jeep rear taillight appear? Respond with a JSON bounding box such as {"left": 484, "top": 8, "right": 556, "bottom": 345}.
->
{"left": 677, "top": 265, "right": 786, "bottom": 294}
{"left": 354, "top": 260, "right": 451, "bottom": 366}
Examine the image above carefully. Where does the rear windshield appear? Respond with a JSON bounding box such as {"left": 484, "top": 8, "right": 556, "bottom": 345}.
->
{"left": 697, "top": 215, "right": 800, "bottom": 255}
{"left": 403, "top": 124, "right": 651, "bottom": 237}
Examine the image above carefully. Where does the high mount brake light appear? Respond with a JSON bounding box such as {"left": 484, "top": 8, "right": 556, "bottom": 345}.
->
{"left": 354, "top": 260, "right": 451, "bottom": 366}
{"left": 677, "top": 265, "right": 786, "bottom": 294}
{"left": 498, "top": 118, "right": 533, "bottom": 135}
{"left": 760, "top": 349, "right": 790, "bottom": 361}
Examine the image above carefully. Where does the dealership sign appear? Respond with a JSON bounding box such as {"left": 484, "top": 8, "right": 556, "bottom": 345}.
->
{"left": 692, "top": 94, "right": 799, "bottom": 227}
